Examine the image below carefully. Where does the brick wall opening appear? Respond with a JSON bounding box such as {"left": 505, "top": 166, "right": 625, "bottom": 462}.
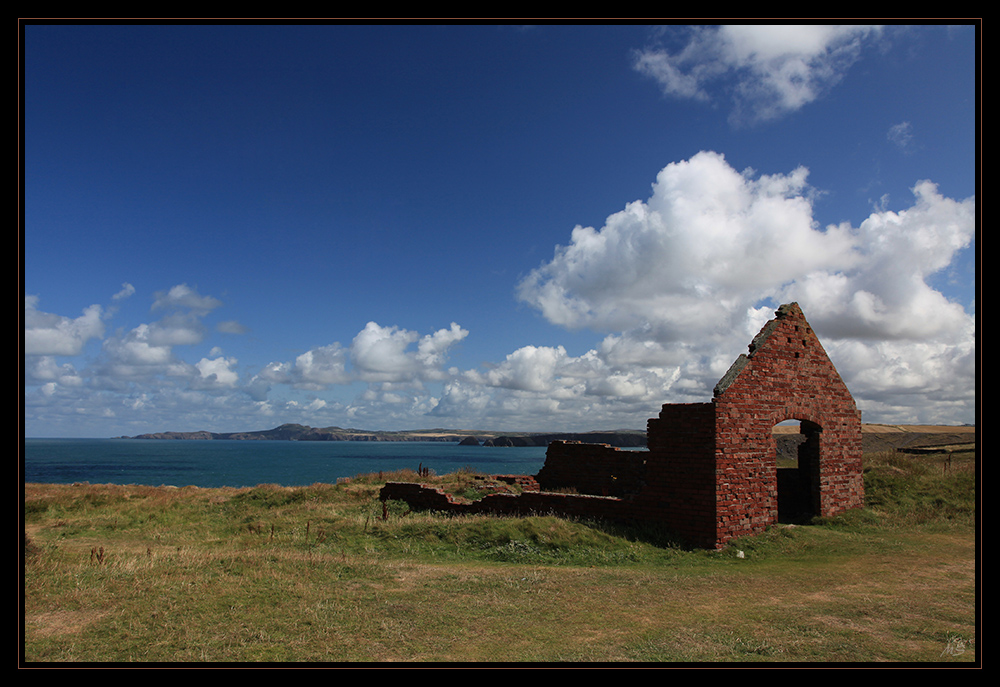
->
{"left": 776, "top": 418, "right": 822, "bottom": 523}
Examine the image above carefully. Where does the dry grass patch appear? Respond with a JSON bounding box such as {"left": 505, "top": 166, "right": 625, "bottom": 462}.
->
{"left": 26, "top": 609, "right": 109, "bottom": 639}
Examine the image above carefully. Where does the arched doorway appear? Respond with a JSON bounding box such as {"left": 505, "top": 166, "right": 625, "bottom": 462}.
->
{"left": 775, "top": 419, "right": 822, "bottom": 522}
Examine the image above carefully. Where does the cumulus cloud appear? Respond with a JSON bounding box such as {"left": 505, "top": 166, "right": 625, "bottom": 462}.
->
{"left": 24, "top": 355, "right": 84, "bottom": 388}
{"left": 350, "top": 323, "right": 425, "bottom": 382}
{"left": 24, "top": 284, "right": 241, "bottom": 408}
{"left": 426, "top": 340, "right": 682, "bottom": 430}
{"left": 92, "top": 285, "right": 231, "bottom": 382}
{"left": 465, "top": 345, "right": 578, "bottom": 393}
{"left": 144, "top": 313, "right": 209, "bottom": 347}
{"left": 253, "top": 321, "right": 469, "bottom": 394}
{"left": 518, "top": 151, "right": 856, "bottom": 337}
{"left": 24, "top": 295, "right": 105, "bottom": 356}
{"left": 779, "top": 180, "right": 975, "bottom": 341}
{"left": 23, "top": 160, "right": 974, "bottom": 433}
{"left": 258, "top": 343, "right": 351, "bottom": 390}
{"left": 513, "top": 151, "right": 975, "bottom": 421}
{"left": 519, "top": 152, "right": 973, "bottom": 342}
{"left": 194, "top": 356, "right": 239, "bottom": 388}
{"left": 104, "top": 324, "right": 175, "bottom": 366}
{"left": 634, "top": 25, "right": 882, "bottom": 124}
{"left": 238, "top": 151, "right": 973, "bottom": 431}
{"left": 350, "top": 321, "right": 468, "bottom": 383}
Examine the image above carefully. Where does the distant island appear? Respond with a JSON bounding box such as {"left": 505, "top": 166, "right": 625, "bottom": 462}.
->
{"left": 121, "top": 423, "right": 649, "bottom": 447}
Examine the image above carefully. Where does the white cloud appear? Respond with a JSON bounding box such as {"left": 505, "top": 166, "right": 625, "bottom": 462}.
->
{"left": 427, "top": 341, "right": 682, "bottom": 430}
{"left": 100, "top": 323, "right": 189, "bottom": 377}
{"left": 24, "top": 355, "right": 84, "bottom": 387}
{"left": 113, "top": 283, "right": 136, "bottom": 301}
{"left": 144, "top": 313, "right": 208, "bottom": 347}
{"left": 24, "top": 295, "right": 105, "bottom": 356}
{"left": 350, "top": 323, "right": 420, "bottom": 381}
{"left": 29, "top": 284, "right": 241, "bottom": 395}
{"left": 109, "top": 331, "right": 172, "bottom": 365}
{"left": 350, "top": 321, "right": 468, "bottom": 383}
{"left": 255, "top": 344, "right": 351, "bottom": 392}
{"left": 22, "top": 157, "right": 974, "bottom": 434}
{"left": 515, "top": 151, "right": 975, "bottom": 422}
{"left": 465, "top": 345, "right": 574, "bottom": 392}
{"left": 518, "top": 151, "right": 856, "bottom": 336}
{"left": 292, "top": 344, "right": 351, "bottom": 388}
{"left": 779, "top": 180, "right": 975, "bottom": 340}
{"left": 195, "top": 356, "right": 239, "bottom": 388}
{"left": 248, "top": 151, "right": 972, "bottom": 431}
{"left": 634, "top": 25, "right": 882, "bottom": 124}
{"left": 251, "top": 321, "right": 469, "bottom": 396}
{"left": 151, "top": 284, "right": 222, "bottom": 313}
{"left": 416, "top": 322, "right": 469, "bottom": 371}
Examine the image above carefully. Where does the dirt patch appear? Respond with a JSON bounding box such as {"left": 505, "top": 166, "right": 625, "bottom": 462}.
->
{"left": 26, "top": 609, "right": 108, "bottom": 638}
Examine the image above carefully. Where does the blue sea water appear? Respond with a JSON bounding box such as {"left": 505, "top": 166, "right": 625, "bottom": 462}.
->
{"left": 22, "top": 438, "right": 550, "bottom": 489}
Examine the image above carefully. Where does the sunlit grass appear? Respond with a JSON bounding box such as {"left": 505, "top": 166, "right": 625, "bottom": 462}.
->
{"left": 23, "top": 448, "right": 976, "bottom": 663}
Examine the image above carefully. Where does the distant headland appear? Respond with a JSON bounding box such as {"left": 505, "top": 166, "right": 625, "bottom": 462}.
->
{"left": 118, "top": 422, "right": 975, "bottom": 456}
{"left": 120, "top": 423, "right": 649, "bottom": 447}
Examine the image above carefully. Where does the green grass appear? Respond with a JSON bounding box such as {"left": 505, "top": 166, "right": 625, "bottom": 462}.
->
{"left": 23, "top": 451, "right": 977, "bottom": 664}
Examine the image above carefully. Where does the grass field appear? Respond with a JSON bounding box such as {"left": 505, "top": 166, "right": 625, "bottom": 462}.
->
{"left": 22, "top": 447, "right": 977, "bottom": 664}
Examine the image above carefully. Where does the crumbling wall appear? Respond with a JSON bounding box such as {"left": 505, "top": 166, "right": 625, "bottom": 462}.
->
{"left": 381, "top": 303, "right": 863, "bottom": 549}
{"left": 536, "top": 441, "right": 645, "bottom": 496}
{"left": 640, "top": 402, "right": 720, "bottom": 547}
{"left": 492, "top": 474, "right": 540, "bottom": 491}
{"left": 708, "top": 303, "right": 863, "bottom": 543}
{"left": 379, "top": 481, "right": 625, "bottom": 521}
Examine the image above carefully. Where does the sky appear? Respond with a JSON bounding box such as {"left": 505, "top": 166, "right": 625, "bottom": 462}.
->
{"left": 22, "top": 23, "right": 978, "bottom": 438}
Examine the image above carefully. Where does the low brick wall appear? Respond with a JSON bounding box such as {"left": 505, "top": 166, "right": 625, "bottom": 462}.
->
{"left": 492, "top": 474, "right": 540, "bottom": 491}
{"left": 379, "top": 481, "right": 625, "bottom": 521}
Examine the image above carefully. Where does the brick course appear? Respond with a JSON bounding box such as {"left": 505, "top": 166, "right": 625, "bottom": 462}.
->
{"left": 381, "top": 303, "right": 864, "bottom": 548}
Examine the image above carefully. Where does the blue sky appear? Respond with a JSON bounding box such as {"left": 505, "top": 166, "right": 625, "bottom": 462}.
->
{"left": 22, "top": 23, "right": 977, "bottom": 437}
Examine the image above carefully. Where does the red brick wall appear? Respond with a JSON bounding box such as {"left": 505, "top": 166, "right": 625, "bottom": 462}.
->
{"left": 641, "top": 403, "right": 719, "bottom": 547}
{"left": 708, "top": 303, "right": 863, "bottom": 544}
{"left": 536, "top": 441, "right": 646, "bottom": 496}
{"left": 379, "top": 481, "right": 626, "bottom": 521}
{"left": 493, "top": 474, "right": 540, "bottom": 491}
{"left": 381, "top": 303, "right": 863, "bottom": 549}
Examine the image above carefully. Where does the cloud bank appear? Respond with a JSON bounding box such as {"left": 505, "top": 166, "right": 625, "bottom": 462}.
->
{"left": 23, "top": 152, "right": 975, "bottom": 434}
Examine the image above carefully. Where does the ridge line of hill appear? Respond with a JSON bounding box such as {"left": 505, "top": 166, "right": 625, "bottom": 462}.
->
{"left": 120, "top": 422, "right": 973, "bottom": 449}
{"left": 122, "top": 423, "right": 649, "bottom": 446}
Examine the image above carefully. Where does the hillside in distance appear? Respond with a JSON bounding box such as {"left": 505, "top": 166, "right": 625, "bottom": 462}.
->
{"left": 122, "top": 424, "right": 649, "bottom": 447}
{"left": 123, "top": 423, "right": 973, "bottom": 453}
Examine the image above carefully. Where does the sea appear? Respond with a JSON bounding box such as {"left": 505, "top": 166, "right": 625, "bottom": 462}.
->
{"left": 22, "top": 438, "right": 550, "bottom": 489}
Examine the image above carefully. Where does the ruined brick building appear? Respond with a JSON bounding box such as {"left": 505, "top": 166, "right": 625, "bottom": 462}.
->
{"left": 380, "top": 303, "right": 864, "bottom": 548}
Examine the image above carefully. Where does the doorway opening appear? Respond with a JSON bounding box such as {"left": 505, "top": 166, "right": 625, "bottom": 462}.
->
{"left": 776, "top": 419, "right": 822, "bottom": 523}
